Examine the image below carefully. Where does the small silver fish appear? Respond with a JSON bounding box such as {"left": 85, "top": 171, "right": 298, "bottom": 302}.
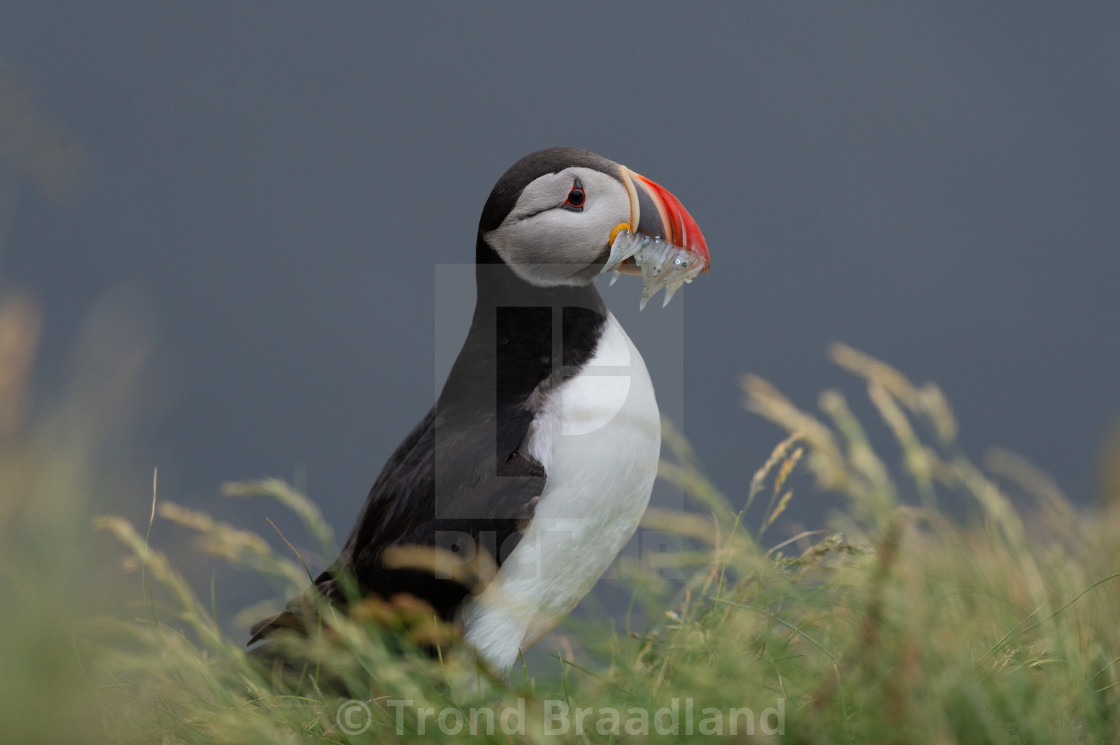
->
{"left": 602, "top": 230, "right": 707, "bottom": 309}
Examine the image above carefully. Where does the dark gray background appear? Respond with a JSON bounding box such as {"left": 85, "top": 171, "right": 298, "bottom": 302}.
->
{"left": 2, "top": 3, "right": 1118, "bottom": 632}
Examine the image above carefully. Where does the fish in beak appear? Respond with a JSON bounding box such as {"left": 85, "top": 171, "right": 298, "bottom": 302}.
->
{"left": 602, "top": 165, "right": 711, "bottom": 309}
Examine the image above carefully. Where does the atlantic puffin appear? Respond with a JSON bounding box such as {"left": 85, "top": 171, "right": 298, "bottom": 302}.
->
{"left": 249, "top": 148, "right": 709, "bottom": 673}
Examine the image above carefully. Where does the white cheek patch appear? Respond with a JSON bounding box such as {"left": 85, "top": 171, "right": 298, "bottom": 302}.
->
{"left": 484, "top": 168, "right": 630, "bottom": 287}
{"left": 505, "top": 173, "right": 571, "bottom": 221}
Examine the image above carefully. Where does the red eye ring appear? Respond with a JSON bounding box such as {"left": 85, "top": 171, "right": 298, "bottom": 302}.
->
{"left": 563, "top": 179, "right": 585, "bottom": 211}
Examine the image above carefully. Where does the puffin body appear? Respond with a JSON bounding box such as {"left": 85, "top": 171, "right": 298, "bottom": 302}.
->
{"left": 459, "top": 310, "right": 660, "bottom": 670}
{"left": 250, "top": 148, "right": 709, "bottom": 673}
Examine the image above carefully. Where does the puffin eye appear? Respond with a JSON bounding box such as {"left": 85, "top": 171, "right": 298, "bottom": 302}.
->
{"left": 562, "top": 180, "right": 585, "bottom": 211}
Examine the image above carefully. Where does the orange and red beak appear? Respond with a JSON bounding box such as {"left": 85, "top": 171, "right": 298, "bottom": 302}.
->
{"left": 618, "top": 165, "right": 710, "bottom": 271}
{"left": 603, "top": 164, "right": 710, "bottom": 309}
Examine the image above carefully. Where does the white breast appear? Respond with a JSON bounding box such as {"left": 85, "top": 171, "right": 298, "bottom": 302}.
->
{"left": 458, "top": 312, "right": 661, "bottom": 672}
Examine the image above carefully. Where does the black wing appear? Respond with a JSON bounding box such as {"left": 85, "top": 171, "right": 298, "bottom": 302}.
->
{"left": 248, "top": 401, "right": 545, "bottom": 644}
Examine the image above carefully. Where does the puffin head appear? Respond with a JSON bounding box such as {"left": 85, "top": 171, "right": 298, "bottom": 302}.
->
{"left": 478, "top": 148, "right": 710, "bottom": 308}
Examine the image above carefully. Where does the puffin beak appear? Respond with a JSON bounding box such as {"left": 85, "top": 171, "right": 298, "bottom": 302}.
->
{"left": 603, "top": 166, "right": 710, "bottom": 309}
{"left": 619, "top": 166, "right": 710, "bottom": 270}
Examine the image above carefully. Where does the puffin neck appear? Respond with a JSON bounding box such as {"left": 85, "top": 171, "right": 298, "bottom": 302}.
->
{"left": 472, "top": 236, "right": 607, "bottom": 319}
{"left": 436, "top": 238, "right": 609, "bottom": 417}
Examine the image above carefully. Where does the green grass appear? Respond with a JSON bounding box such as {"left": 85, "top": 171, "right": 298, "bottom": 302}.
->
{"left": 2, "top": 289, "right": 1118, "bottom": 743}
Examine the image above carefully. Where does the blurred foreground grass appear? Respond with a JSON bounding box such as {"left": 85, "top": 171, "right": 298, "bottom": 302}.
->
{"left": 1, "top": 290, "right": 1118, "bottom": 744}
